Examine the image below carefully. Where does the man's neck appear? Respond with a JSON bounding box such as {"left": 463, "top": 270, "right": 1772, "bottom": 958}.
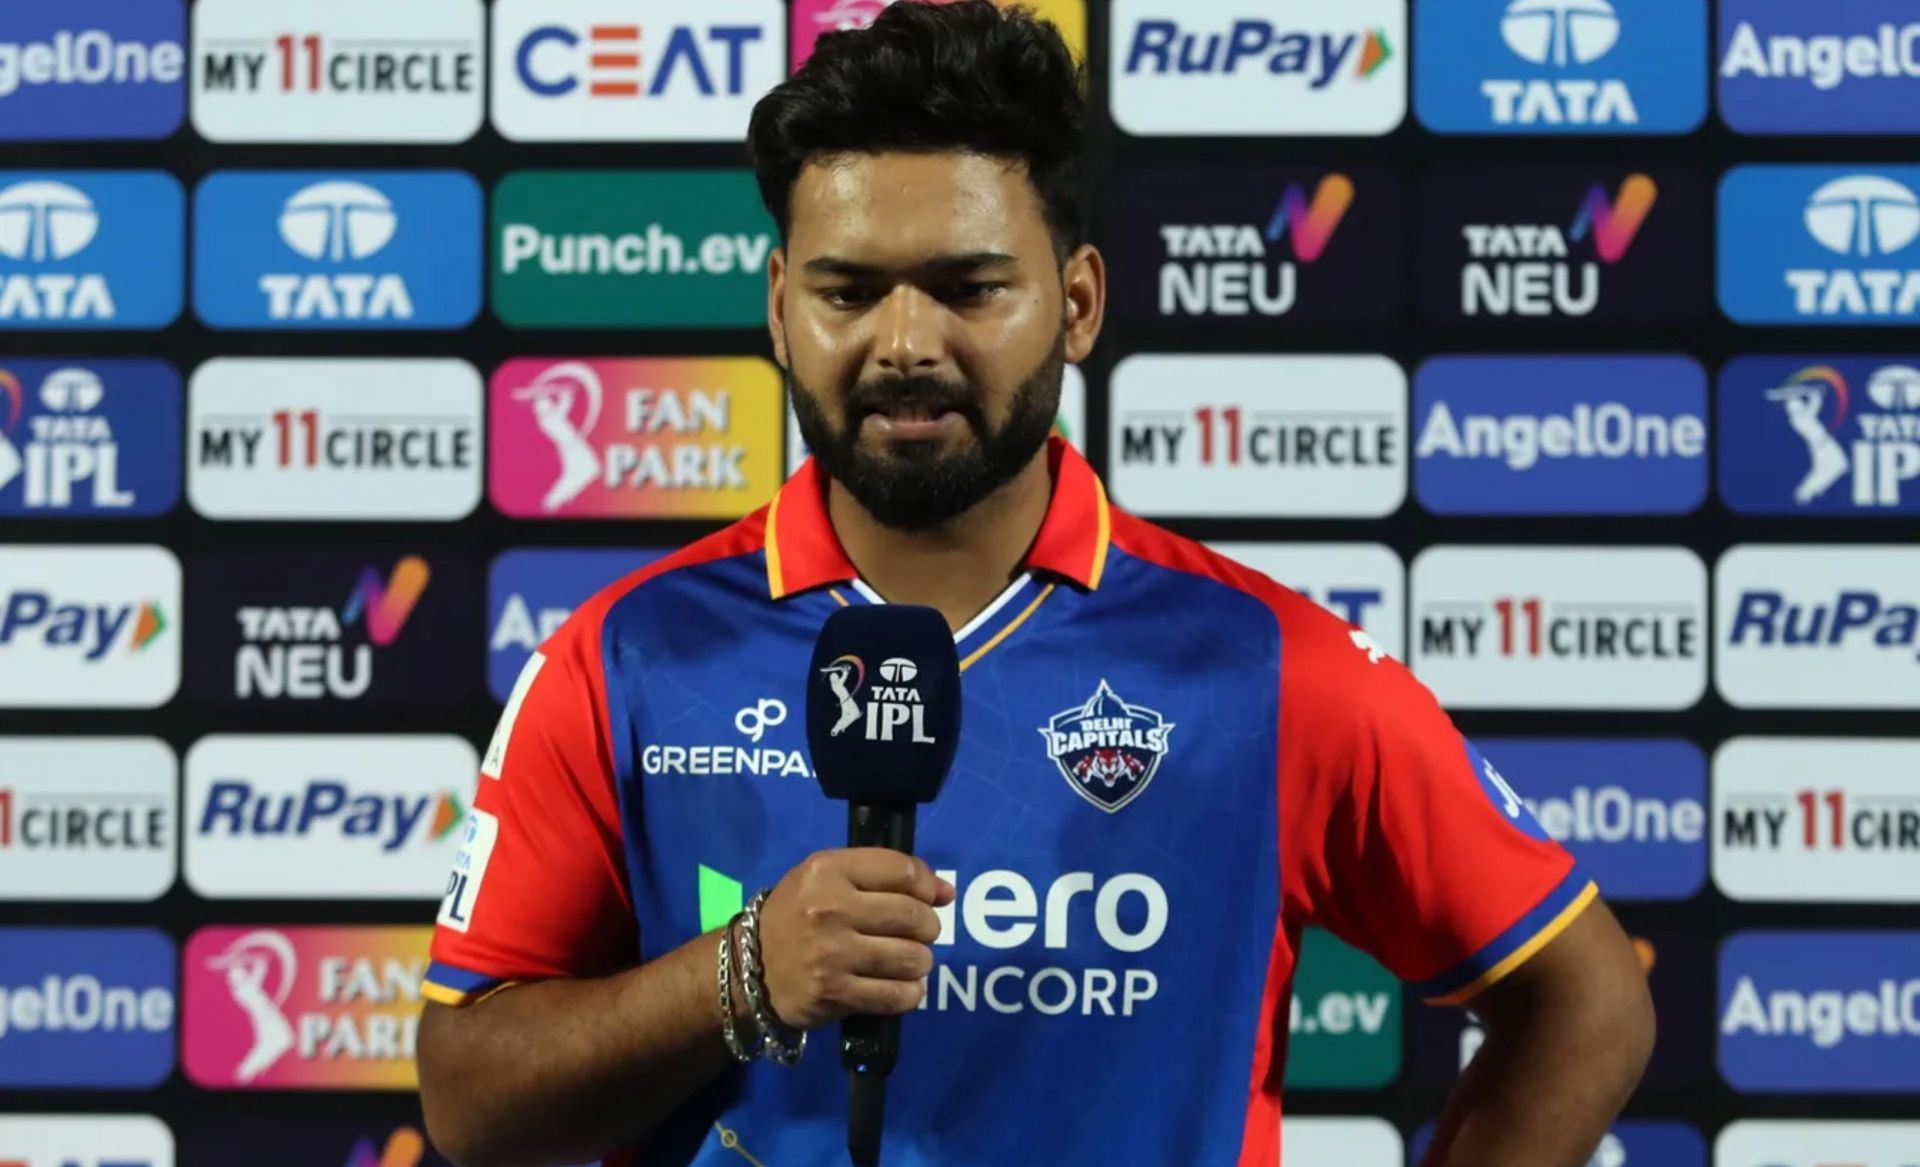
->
{"left": 825, "top": 452, "right": 1055, "bottom": 633}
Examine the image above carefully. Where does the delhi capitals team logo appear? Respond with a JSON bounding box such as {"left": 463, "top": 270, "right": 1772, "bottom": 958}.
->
{"left": 1039, "top": 680, "right": 1175, "bottom": 813}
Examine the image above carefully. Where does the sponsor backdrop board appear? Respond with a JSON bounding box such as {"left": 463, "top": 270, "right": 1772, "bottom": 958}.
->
{"left": 1, "top": 0, "right": 1914, "bottom": 1156}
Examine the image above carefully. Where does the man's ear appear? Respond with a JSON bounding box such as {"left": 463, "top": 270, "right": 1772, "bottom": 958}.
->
{"left": 1061, "top": 244, "right": 1105, "bottom": 365}
{"left": 767, "top": 245, "right": 791, "bottom": 370}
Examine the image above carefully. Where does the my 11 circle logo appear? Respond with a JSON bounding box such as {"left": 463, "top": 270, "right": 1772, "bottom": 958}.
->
{"left": 821, "top": 654, "right": 934, "bottom": 743}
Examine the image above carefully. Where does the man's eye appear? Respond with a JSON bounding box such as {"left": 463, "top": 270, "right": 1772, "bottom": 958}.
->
{"left": 821, "top": 286, "right": 880, "bottom": 308}
{"left": 942, "top": 282, "right": 1004, "bottom": 303}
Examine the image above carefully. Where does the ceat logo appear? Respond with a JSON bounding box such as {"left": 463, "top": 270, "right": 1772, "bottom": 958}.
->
{"left": 513, "top": 22, "right": 764, "bottom": 99}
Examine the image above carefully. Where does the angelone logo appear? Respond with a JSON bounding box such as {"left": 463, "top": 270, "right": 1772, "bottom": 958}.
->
{"left": 489, "top": 357, "right": 782, "bottom": 519}
{"left": 1719, "top": 930, "right": 1920, "bottom": 1091}
{"left": 0, "top": 172, "right": 182, "bottom": 328}
{"left": 183, "top": 925, "right": 433, "bottom": 1089}
{"left": 1719, "top": 0, "right": 1920, "bottom": 134}
{"left": 0, "top": 927, "right": 177, "bottom": 1088}
{"left": 0, "top": 2, "right": 187, "bottom": 141}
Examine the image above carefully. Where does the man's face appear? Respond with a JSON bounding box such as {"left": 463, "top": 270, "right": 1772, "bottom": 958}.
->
{"left": 771, "top": 151, "right": 1077, "bottom": 531}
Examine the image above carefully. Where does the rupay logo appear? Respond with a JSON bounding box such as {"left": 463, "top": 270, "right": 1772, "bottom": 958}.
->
{"left": 0, "top": 361, "right": 181, "bottom": 518}
{"left": 0, "top": 546, "right": 179, "bottom": 709}
{"left": 487, "top": 548, "right": 663, "bottom": 701}
{"left": 1719, "top": 930, "right": 1920, "bottom": 1091}
{"left": 1417, "top": 0, "right": 1706, "bottom": 133}
{"left": 0, "top": 1, "right": 186, "bottom": 140}
{"left": 1720, "top": 0, "right": 1920, "bottom": 134}
{"left": 1719, "top": 358, "right": 1920, "bottom": 516}
{"left": 1720, "top": 166, "right": 1920, "bottom": 323}
{"left": 0, "top": 172, "right": 182, "bottom": 329}
{"left": 1414, "top": 355, "right": 1707, "bottom": 515}
{"left": 194, "top": 172, "right": 481, "bottom": 329}
{"left": 1715, "top": 545, "right": 1920, "bottom": 709}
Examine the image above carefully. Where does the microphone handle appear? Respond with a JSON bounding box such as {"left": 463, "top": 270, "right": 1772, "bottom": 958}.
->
{"left": 844, "top": 800, "right": 916, "bottom": 1166}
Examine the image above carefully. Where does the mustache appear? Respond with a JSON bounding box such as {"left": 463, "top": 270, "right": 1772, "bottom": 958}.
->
{"left": 842, "top": 376, "right": 984, "bottom": 423}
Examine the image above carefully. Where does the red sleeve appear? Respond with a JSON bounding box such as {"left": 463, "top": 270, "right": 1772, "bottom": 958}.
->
{"left": 1275, "top": 595, "right": 1593, "bottom": 1004}
{"left": 423, "top": 612, "right": 636, "bottom": 1006}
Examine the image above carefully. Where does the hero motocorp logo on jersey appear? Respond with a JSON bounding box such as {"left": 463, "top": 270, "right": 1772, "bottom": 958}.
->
{"left": 0, "top": 171, "right": 182, "bottom": 329}
{"left": 193, "top": 172, "right": 481, "bottom": 330}
{"left": 1417, "top": 0, "right": 1706, "bottom": 133}
{"left": 1719, "top": 166, "right": 1920, "bottom": 324}
{"left": 1720, "top": 0, "right": 1920, "bottom": 134}
{"left": 0, "top": 0, "right": 185, "bottom": 139}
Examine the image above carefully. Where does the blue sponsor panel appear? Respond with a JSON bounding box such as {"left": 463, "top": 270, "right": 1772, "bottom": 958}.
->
{"left": 1719, "top": 356, "right": 1920, "bottom": 516}
{"left": 1479, "top": 739, "right": 1707, "bottom": 901}
{"left": 0, "top": 926, "right": 176, "bottom": 1087}
{"left": 488, "top": 548, "right": 665, "bottom": 701}
{"left": 1413, "top": 355, "right": 1707, "bottom": 514}
{"left": 1719, "top": 0, "right": 1920, "bottom": 135}
{"left": 0, "top": 170, "right": 183, "bottom": 329}
{"left": 193, "top": 171, "right": 483, "bottom": 330}
{"left": 1719, "top": 165, "right": 1920, "bottom": 325}
{"left": 0, "top": 0, "right": 186, "bottom": 141}
{"left": 1412, "top": 1120, "right": 1705, "bottom": 1165}
{"left": 1720, "top": 930, "right": 1920, "bottom": 1092}
{"left": 0, "top": 359, "right": 180, "bottom": 518}
{"left": 1416, "top": 0, "right": 1707, "bottom": 134}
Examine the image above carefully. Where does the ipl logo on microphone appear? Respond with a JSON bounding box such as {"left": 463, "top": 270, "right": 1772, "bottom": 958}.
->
{"left": 820, "top": 654, "right": 936, "bottom": 744}
{"left": 1040, "top": 680, "right": 1176, "bottom": 813}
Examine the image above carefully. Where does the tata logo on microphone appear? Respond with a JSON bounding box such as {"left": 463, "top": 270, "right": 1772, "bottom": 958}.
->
{"left": 821, "top": 653, "right": 936, "bottom": 744}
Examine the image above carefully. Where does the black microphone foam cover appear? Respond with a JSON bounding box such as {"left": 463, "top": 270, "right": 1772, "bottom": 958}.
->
{"left": 806, "top": 604, "right": 961, "bottom": 806}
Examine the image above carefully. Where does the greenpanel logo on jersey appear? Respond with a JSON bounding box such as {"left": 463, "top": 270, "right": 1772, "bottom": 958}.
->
{"left": 1284, "top": 927, "right": 1401, "bottom": 1089}
{"left": 493, "top": 170, "right": 776, "bottom": 328}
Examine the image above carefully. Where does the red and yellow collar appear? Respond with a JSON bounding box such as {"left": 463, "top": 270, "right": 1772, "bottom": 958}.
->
{"left": 764, "top": 435, "right": 1111, "bottom": 600}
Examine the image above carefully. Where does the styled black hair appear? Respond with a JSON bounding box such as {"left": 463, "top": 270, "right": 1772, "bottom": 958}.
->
{"left": 746, "top": 0, "right": 1087, "bottom": 258}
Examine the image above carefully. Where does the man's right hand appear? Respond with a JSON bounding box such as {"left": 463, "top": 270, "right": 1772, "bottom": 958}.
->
{"left": 755, "top": 848, "right": 957, "bottom": 1031}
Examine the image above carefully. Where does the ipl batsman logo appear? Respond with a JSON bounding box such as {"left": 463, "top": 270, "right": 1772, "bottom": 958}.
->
{"left": 1039, "top": 680, "right": 1175, "bottom": 813}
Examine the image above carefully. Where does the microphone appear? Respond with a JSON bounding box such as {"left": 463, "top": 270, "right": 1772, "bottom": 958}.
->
{"left": 806, "top": 604, "right": 962, "bottom": 1167}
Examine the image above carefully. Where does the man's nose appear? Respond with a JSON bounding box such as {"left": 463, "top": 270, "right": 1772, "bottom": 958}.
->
{"left": 872, "top": 285, "right": 947, "bottom": 377}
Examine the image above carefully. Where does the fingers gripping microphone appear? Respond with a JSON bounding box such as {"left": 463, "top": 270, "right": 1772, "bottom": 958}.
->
{"left": 806, "top": 604, "right": 961, "bottom": 1167}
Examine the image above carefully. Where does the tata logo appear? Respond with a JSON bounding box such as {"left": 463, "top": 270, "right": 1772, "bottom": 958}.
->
{"left": 193, "top": 172, "right": 480, "bottom": 329}
{"left": 1720, "top": 0, "right": 1920, "bottom": 134}
{"left": 1720, "top": 166, "right": 1920, "bottom": 324}
{"left": 0, "top": 173, "right": 182, "bottom": 328}
{"left": 0, "top": 361, "right": 182, "bottom": 518}
{"left": 1720, "top": 359, "right": 1920, "bottom": 516}
{"left": 1416, "top": 0, "right": 1705, "bottom": 134}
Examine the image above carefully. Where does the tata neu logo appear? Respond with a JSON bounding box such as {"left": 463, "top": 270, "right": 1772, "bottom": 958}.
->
{"left": 1416, "top": 0, "right": 1707, "bottom": 133}
{"left": 1107, "top": 355, "right": 1407, "bottom": 519}
{"left": 1110, "top": 0, "right": 1406, "bottom": 136}
{"left": 194, "top": 172, "right": 481, "bottom": 329}
{"left": 0, "top": 172, "right": 182, "bottom": 328}
{"left": 0, "top": 1, "right": 187, "bottom": 140}
{"left": 1111, "top": 167, "right": 1401, "bottom": 326}
{"left": 1719, "top": 358, "right": 1920, "bottom": 516}
{"left": 491, "top": 0, "right": 784, "bottom": 142}
{"left": 183, "top": 925, "right": 433, "bottom": 1089}
{"left": 190, "top": 0, "right": 482, "bottom": 143}
{"left": 0, "top": 736, "right": 177, "bottom": 903}
{"left": 1716, "top": 737, "right": 1920, "bottom": 904}
{"left": 1719, "top": 931, "right": 1920, "bottom": 1091}
{"left": 489, "top": 357, "right": 783, "bottom": 519}
{"left": 1720, "top": 0, "right": 1920, "bottom": 134}
{"left": 186, "top": 550, "right": 479, "bottom": 706}
{"left": 185, "top": 736, "right": 477, "bottom": 900}
{"left": 1420, "top": 168, "right": 1705, "bottom": 323}
{"left": 0, "top": 545, "right": 179, "bottom": 709}
{"left": 1720, "top": 166, "right": 1920, "bottom": 323}
{"left": 1715, "top": 545, "right": 1920, "bottom": 709}
{"left": 188, "top": 358, "right": 483, "bottom": 521}
{"left": 1410, "top": 546, "right": 1707, "bottom": 710}
{"left": 0, "top": 360, "right": 181, "bottom": 518}
{"left": 488, "top": 548, "right": 663, "bottom": 701}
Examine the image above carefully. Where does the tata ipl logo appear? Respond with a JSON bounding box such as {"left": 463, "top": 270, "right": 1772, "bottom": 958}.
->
{"left": 1761, "top": 364, "right": 1920, "bottom": 508}
{"left": 1270, "top": 175, "right": 1353, "bottom": 263}
{"left": 507, "top": 361, "right": 604, "bottom": 514}
{"left": 1572, "top": 173, "right": 1656, "bottom": 262}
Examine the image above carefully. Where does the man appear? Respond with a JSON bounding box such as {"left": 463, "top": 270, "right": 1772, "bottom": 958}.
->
{"left": 415, "top": 4, "right": 1654, "bottom": 1165}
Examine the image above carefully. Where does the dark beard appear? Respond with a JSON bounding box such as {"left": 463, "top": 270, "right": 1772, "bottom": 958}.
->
{"left": 788, "top": 336, "right": 1065, "bottom": 532}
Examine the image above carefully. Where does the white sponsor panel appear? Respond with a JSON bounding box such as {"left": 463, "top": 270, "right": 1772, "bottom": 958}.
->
{"left": 191, "top": 0, "right": 483, "bottom": 143}
{"left": 188, "top": 358, "right": 483, "bottom": 521}
{"left": 1281, "top": 1117, "right": 1402, "bottom": 1165}
{"left": 0, "top": 738, "right": 177, "bottom": 902}
{"left": 1108, "top": 355, "right": 1407, "bottom": 518}
{"left": 0, "top": 1114, "right": 175, "bottom": 1167}
{"left": 0, "top": 546, "right": 180, "bottom": 709}
{"left": 1716, "top": 1120, "right": 1920, "bottom": 1167}
{"left": 1208, "top": 542, "right": 1406, "bottom": 661}
{"left": 1714, "top": 737, "right": 1920, "bottom": 904}
{"left": 185, "top": 735, "right": 478, "bottom": 900}
{"left": 1410, "top": 546, "right": 1707, "bottom": 710}
{"left": 436, "top": 807, "right": 498, "bottom": 933}
{"left": 784, "top": 365, "right": 1087, "bottom": 476}
{"left": 491, "top": 0, "right": 785, "bottom": 142}
{"left": 1716, "top": 545, "right": 1920, "bottom": 709}
{"left": 1111, "top": 0, "right": 1406, "bottom": 136}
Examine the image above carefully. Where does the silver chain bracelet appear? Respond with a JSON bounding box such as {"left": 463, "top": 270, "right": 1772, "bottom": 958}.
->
{"left": 716, "top": 918, "right": 758, "bottom": 1063}
{"left": 738, "top": 888, "right": 806, "bottom": 1066}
